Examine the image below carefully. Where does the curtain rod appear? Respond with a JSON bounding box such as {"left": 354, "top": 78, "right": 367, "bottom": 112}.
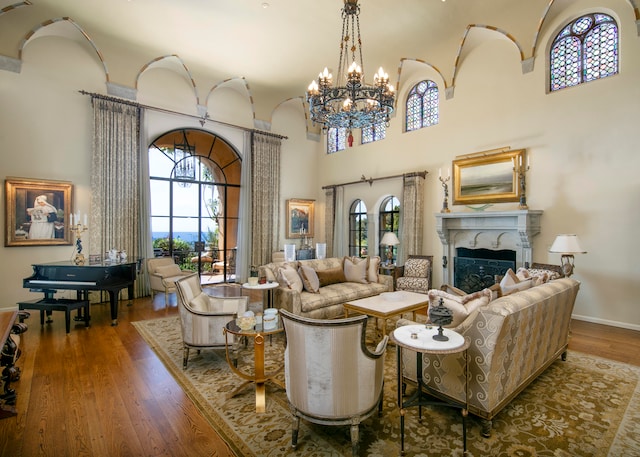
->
{"left": 322, "top": 170, "right": 428, "bottom": 189}
{"left": 78, "top": 90, "right": 288, "bottom": 140}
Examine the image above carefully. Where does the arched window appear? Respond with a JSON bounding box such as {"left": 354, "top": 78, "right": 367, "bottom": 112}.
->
{"left": 148, "top": 128, "right": 241, "bottom": 283}
{"left": 327, "top": 127, "right": 346, "bottom": 153}
{"left": 406, "top": 80, "right": 439, "bottom": 132}
{"left": 550, "top": 13, "right": 618, "bottom": 91}
{"left": 378, "top": 196, "right": 400, "bottom": 261}
{"left": 349, "top": 200, "right": 368, "bottom": 257}
{"left": 362, "top": 123, "right": 386, "bottom": 144}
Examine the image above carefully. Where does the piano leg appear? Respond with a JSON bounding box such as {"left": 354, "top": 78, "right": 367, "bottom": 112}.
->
{"left": 108, "top": 290, "right": 118, "bottom": 326}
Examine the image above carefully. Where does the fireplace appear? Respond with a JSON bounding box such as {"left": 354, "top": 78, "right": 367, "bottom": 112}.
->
{"left": 454, "top": 247, "right": 516, "bottom": 292}
{"left": 435, "top": 210, "right": 543, "bottom": 289}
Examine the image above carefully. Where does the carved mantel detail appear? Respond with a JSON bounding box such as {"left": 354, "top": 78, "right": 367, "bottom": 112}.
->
{"left": 435, "top": 210, "right": 543, "bottom": 286}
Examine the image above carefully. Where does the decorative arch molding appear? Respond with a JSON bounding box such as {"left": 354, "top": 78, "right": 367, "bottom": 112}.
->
{"left": 0, "top": 1, "right": 32, "bottom": 16}
{"left": 450, "top": 24, "right": 526, "bottom": 98}
{"left": 136, "top": 54, "right": 200, "bottom": 105}
{"left": 397, "top": 57, "right": 448, "bottom": 101}
{"left": 270, "top": 95, "right": 305, "bottom": 134}
{"left": 203, "top": 76, "right": 256, "bottom": 124}
{"left": 18, "top": 17, "right": 108, "bottom": 80}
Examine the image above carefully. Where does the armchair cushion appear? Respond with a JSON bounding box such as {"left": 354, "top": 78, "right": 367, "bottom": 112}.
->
{"left": 404, "top": 258, "right": 429, "bottom": 278}
{"left": 344, "top": 256, "right": 368, "bottom": 284}
{"left": 155, "top": 263, "right": 182, "bottom": 278}
{"left": 190, "top": 292, "right": 210, "bottom": 311}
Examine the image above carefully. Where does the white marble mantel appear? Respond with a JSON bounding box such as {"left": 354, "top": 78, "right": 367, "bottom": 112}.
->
{"left": 435, "top": 210, "right": 543, "bottom": 286}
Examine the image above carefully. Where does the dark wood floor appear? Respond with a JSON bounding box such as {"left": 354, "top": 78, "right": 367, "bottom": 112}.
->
{"left": 1, "top": 288, "right": 638, "bottom": 456}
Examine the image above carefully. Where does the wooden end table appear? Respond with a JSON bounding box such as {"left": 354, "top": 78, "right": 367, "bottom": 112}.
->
{"left": 391, "top": 324, "right": 470, "bottom": 456}
{"left": 223, "top": 319, "right": 284, "bottom": 413}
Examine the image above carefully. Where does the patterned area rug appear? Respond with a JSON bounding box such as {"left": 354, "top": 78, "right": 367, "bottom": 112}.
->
{"left": 133, "top": 316, "right": 640, "bottom": 457}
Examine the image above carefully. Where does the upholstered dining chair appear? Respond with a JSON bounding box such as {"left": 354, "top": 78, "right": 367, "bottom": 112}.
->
{"left": 146, "top": 257, "right": 192, "bottom": 304}
{"left": 395, "top": 255, "right": 433, "bottom": 295}
{"left": 279, "top": 309, "right": 388, "bottom": 456}
{"left": 175, "top": 273, "right": 248, "bottom": 369}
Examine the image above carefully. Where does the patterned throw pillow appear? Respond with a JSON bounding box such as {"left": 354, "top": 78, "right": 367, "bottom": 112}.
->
{"left": 427, "top": 288, "right": 492, "bottom": 328}
{"left": 298, "top": 264, "right": 320, "bottom": 293}
{"left": 277, "top": 265, "right": 303, "bottom": 293}
{"left": 499, "top": 268, "right": 533, "bottom": 296}
{"left": 343, "top": 256, "right": 368, "bottom": 284}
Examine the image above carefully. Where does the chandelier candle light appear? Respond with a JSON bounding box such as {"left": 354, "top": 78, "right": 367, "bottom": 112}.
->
{"left": 306, "top": 0, "right": 395, "bottom": 140}
{"left": 439, "top": 168, "right": 451, "bottom": 213}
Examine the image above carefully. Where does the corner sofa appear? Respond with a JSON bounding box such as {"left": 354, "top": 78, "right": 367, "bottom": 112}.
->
{"left": 397, "top": 277, "right": 580, "bottom": 436}
{"left": 260, "top": 256, "right": 392, "bottom": 319}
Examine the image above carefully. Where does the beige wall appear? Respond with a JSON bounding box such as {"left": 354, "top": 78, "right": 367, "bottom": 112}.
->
{"left": 1, "top": 2, "right": 638, "bottom": 330}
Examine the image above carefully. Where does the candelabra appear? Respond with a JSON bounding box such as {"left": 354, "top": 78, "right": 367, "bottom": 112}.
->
{"left": 439, "top": 174, "right": 451, "bottom": 213}
{"left": 71, "top": 222, "right": 89, "bottom": 265}
{"left": 514, "top": 160, "right": 530, "bottom": 209}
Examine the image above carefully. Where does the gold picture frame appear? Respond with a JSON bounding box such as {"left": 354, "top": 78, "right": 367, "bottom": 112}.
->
{"left": 4, "top": 177, "right": 73, "bottom": 247}
{"left": 286, "top": 199, "right": 314, "bottom": 238}
{"left": 453, "top": 149, "right": 525, "bottom": 205}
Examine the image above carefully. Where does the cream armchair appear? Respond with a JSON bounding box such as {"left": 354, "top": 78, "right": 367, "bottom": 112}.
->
{"left": 175, "top": 273, "right": 248, "bottom": 369}
{"left": 280, "top": 309, "right": 388, "bottom": 456}
{"left": 146, "top": 257, "right": 191, "bottom": 304}
{"left": 395, "top": 255, "right": 433, "bottom": 294}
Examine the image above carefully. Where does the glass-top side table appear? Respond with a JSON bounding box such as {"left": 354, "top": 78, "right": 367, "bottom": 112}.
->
{"left": 223, "top": 318, "right": 284, "bottom": 413}
{"left": 391, "top": 324, "right": 470, "bottom": 456}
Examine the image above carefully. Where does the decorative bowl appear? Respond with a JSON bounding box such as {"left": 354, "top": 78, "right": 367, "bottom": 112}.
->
{"left": 236, "top": 316, "right": 256, "bottom": 331}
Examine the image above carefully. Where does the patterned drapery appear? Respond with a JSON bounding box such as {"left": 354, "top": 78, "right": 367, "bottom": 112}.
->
{"left": 250, "top": 132, "right": 281, "bottom": 268}
{"left": 399, "top": 172, "right": 426, "bottom": 264}
{"left": 324, "top": 187, "right": 335, "bottom": 257}
{"left": 89, "top": 97, "right": 145, "bottom": 296}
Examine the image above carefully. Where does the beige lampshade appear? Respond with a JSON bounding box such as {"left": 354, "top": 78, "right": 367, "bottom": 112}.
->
{"left": 549, "top": 234, "right": 587, "bottom": 254}
{"left": 380, "top": 231, "right": 400, "bottom": 246}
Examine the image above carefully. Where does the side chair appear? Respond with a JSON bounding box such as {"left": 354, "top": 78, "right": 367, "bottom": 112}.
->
{"left": 280, "top": 309, "right": 388, "bottom": 456}
{"left": 146, "top": 257, "right": 191, "bottom": 304}
{"left": 175, "top": 273, "right": 248, "bottom": 369}
{"left": 395, "top": 255, "right": 433, "bottom": 294}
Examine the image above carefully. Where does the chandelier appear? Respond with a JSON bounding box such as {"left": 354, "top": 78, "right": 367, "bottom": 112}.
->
{"left": 306, "top": 0, "right": 395, "bottom": 131}
{"left": 173, "top": 140, "right": 196, "bottom": 187}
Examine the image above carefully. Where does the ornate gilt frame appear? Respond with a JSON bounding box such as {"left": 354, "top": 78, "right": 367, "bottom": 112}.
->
{"left": 286, "top": 199, "right": 314, "bottom": 238}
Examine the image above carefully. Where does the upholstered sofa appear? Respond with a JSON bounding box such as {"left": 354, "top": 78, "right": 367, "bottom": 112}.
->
{"left": 397, "top": 277, "right": 580, "bottom": 436}
{"left": 260, "top": 257, "right": 392, "bottom": 319}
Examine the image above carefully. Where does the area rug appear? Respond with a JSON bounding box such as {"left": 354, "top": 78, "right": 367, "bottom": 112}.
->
{"left": 133, "top": 316, "right": 640, "bottom": 457}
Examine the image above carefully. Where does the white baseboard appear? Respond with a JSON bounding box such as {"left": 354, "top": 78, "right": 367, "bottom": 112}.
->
{"left": 572, "top": 314, "right": 640, "bottom": 332}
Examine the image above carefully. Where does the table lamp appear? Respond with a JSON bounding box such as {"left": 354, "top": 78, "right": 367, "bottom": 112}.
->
{"left": 549, "top": 234, "right": 586, "bottom": 277}
{"left": 380, "top": 232, "right": 400, "bottom": 266}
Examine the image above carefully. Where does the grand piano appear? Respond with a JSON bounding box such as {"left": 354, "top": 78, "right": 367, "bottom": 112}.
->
{"left": 23, "top": 261, "right": 137, "bottom": 325}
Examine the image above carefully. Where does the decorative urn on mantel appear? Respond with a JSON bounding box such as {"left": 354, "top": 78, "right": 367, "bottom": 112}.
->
{"left": 435, "top": 209, "right": 543, "bottom": 286}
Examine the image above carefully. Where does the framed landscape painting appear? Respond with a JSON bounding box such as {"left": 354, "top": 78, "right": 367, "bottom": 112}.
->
{"left": 452, "top": 149, "right": 525, "bottom": 205}
{"left": 4, "top": 177, "right": 73, "bottom": 247}
{"left": 286, "top": 199, "right": 314, "bottom": 238}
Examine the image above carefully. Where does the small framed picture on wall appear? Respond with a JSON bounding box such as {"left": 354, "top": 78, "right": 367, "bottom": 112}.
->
{"left": 286, "top": 199, "right": 314, "bottom": 238}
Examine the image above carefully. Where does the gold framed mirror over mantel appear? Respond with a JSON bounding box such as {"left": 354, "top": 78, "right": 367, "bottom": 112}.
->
{"left": 452, "top": 149, "right": 526, "bottom": 205}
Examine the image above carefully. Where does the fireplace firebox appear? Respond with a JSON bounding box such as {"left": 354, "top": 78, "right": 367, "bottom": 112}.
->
{"left": 454, "top": 248, "right": 515, "bottom": 292}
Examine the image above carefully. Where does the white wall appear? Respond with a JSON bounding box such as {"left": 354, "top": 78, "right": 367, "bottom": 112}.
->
{"left": 1, "top": 2, "right": 638, "bottom": 330}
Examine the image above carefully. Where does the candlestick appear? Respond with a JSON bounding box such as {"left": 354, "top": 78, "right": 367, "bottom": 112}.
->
{"left": 439, "top": 174, "right": 451, "bottom": 213}
{"left": 513, "top": 157, "right": 530, "bottom": 209}
{"left": 70, "top": 221, "right": 89, "bottom": 265}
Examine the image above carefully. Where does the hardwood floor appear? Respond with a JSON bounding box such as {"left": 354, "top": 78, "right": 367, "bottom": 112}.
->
{"left": 1, "top": 289, "right": 638, "bottom": 456}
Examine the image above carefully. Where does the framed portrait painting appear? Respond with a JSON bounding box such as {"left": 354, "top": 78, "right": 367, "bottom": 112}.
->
{"left": 286, "top": 199, "right": 314, "bottom": 238}
{"left": 4, "top": 177, "right": 73, "bottom": 247}
{"left": 452, "top": 149, "right": 525, "bottom": 205}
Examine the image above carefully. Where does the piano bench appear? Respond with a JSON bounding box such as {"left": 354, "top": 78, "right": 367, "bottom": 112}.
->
{"left": 17, "top": 298, "right": 90, "bottom": 334}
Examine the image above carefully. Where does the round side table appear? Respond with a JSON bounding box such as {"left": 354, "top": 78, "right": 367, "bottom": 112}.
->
{"left": 391, "top": 324, "right": 470, "bottom": 456}
{"left": 241, "top": 281, "right": 279, "bottom": 309}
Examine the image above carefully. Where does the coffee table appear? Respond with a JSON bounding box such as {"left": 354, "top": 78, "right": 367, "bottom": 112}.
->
{"left": 343, "top": 291, "right": 429, "bottom": 340}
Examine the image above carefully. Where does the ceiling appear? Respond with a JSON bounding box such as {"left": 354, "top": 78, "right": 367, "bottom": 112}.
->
{"left": 1, "top": 0, "right": 579, "bottom": 110}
